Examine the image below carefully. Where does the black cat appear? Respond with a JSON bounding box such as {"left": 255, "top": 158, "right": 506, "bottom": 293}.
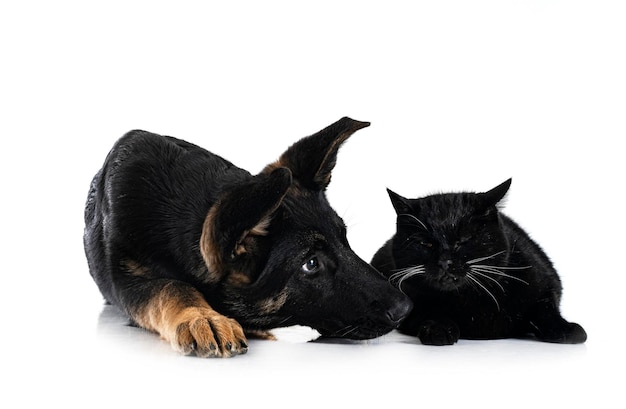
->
{"left": 371, "top": 179, "right": 587, "bottom": 345}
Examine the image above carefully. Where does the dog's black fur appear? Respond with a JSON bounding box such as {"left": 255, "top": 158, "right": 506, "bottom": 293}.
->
{"left": 84, "top": 117, "right": 412, "bottom": 357}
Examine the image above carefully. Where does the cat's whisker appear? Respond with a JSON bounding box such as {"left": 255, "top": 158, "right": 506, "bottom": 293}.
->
{"left": 389, "top": 265, "right": 426, "bottom": 291}
{"left": 466, "top": 251, "right": 507, "bottom": 265}
{"left": 397, "top": 213, "right": 429, "bottom": 231}
{"left": 389, "top": 265, "right": 424, "bottom": 280}
{"left": 390, "top": 269, "right": 425, "bottom": 286}
{"left": 478, "top": 265, "right": 532, "bottom": 270}
{"left": 470, "top": 270, "right": 505, "bottom": 292}
{"left": 467, "top": 273, "right": 501, "bottom": 311}
{"left": 335, "top": 325, "right": 359, "bottom": 337}
{"left": 471, "top": 265, "right": 530, "bottom": 285}
{"left": 389, "top": 268, "right": 408, "bottom": 282}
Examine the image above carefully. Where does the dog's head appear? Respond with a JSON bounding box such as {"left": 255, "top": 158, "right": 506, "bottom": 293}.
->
{"left": 200, "top": 117, "right": 412, "bottom": 339}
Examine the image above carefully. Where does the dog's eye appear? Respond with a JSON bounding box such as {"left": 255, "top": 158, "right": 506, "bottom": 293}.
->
{"left": 301, "top": 257, "right": 320, "bottom": 274}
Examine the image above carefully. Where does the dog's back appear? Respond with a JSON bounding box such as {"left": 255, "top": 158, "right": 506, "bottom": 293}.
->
{"left": 84, "top": 130, "right": 249, "bottom": 304}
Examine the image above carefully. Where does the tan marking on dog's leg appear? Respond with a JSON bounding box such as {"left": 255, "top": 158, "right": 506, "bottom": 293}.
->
{"left": 257, "top": 291, "right": 288, "bottom": 315}
{"left": 133, "top": 282, "right": 247, "bottom": 358}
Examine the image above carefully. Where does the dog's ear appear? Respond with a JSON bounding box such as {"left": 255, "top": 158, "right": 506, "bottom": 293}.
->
{"left": 200, "top": 167, "right": 292, "bottom": 282}
{"left": 265, "top": 117, "right": 370, "bottom": 190}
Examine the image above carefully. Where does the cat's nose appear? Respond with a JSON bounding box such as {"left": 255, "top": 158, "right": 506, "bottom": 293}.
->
{"left": 439, "top": 259, "right": 452, "bottom": 270}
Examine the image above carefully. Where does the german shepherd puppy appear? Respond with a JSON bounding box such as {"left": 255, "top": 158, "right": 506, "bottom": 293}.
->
{"left": 84, "top": 117, "right": 412, "bottom": 358}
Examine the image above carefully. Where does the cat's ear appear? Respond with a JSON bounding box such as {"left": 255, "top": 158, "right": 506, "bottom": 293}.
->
{"left": 263, "top": 117, "right": 370, "bottom": 191}
{"left": 387, "top": 188, "right": 412, "bottom": 216}
{"left": 480, "top": 178, "right": 512, "bottom": 208}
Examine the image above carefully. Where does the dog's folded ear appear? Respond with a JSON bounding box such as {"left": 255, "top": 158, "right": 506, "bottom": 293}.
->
{"left": 200, "top": 167, "right": 292, "bottom": 282}
{"left": 265, "top": 117, "right": 370, "bottom": 191}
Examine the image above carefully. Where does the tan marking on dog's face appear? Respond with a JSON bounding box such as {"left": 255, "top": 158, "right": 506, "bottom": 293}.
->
{"left": 199, "top": 204, "right": 223, "bottom": 284}
{"left": 257, "top": 291, "right": 288, "bottom": 315}
{"left": 226, "top": 271, "right": 252, "bottom": 287}
{"left": 124, "top": 260, "right": 150, "bottom": 276}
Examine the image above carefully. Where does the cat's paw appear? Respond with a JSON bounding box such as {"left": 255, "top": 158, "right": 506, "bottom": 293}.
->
{"left": 535, "top": 321, "right": 587, "bottom": 344}
{"left": 168, "top": 307, "right": 248, "bottom": 357}
{"left": 417, "top": 320, "right": 460, "bottom": 346}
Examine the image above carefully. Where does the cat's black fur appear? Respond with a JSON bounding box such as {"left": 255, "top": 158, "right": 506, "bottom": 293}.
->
{"left": 371, "top": 179, "right": 587, "bottom": 345}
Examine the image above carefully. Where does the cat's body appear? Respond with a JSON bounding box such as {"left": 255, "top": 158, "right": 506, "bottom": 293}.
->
{"left": 371, "top": 179, "right": 587, "bottom": 345}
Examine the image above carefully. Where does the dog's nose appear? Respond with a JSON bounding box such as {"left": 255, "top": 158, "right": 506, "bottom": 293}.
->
{"left": 386, "top": 297, "right": 413, "bottom": 324}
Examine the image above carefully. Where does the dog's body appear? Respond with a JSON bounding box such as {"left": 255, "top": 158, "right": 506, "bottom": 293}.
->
{"left": 84, "top": 117, "right": 412, "bottom": 357}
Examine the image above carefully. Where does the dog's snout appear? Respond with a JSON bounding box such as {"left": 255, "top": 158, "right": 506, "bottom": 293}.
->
{"left": 386, "top": 297, "right": 413, "bottom": 324}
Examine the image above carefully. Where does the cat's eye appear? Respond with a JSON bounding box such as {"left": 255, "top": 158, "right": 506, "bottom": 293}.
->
{"left": 420, "top": 241, "right": 433, "bottom": 248}
{"left": 454, "top": 236, "right": 471, "bottom": 250}
{"left": 301, "top": 256, "right": 321, "bottom": 274}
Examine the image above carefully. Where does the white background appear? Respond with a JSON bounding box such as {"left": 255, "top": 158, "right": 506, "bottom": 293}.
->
{"left": 1, "top": 1, "right": 624, "bottom": 408}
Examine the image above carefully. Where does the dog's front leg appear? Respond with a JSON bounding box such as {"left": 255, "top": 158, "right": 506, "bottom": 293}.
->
{"left": 120, "top": 276, "right": 247, "bottom": 357}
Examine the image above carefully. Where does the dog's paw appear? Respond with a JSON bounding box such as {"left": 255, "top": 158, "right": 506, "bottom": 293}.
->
{"left": 417, "top": 319, "right": 460, "bottom": 346}
{"left": 169, "top": 307, "right": 248, "bottom": 358}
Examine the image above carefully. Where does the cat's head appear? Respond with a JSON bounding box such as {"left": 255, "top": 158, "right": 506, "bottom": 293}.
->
{"left": 387, "top": 179, "right": 512, "bottom": 292}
